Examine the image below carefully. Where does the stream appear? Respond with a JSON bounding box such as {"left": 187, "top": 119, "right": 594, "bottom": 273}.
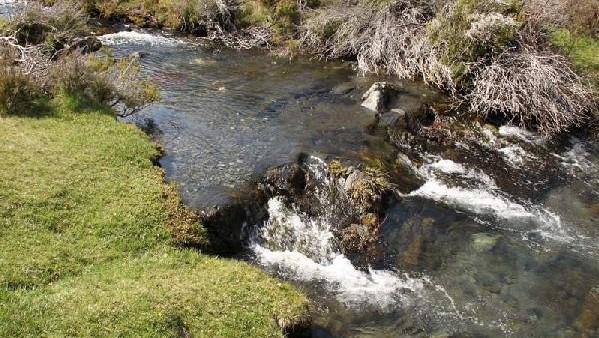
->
{"left": 101, "top": 31, "right": 598, "bottom": 337}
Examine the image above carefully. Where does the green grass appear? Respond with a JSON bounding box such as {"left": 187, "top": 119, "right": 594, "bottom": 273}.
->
{"left": 551, "top": 29, "right": 599, "bottom": 88}
{"left": 0, "top": 95, "right": 308, "bottom": 337}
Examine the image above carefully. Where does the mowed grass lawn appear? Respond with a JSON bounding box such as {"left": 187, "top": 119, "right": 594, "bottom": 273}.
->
{"left": 0, "top": 96, "right": 308, "bottom": 337}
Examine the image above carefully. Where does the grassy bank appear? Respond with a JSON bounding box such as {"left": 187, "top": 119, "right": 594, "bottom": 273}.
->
{"left": 552, "top": 29, "right": 599, "bottom": 89}
{"left": 0, "top": 95, "right": 308, "bottom": 337}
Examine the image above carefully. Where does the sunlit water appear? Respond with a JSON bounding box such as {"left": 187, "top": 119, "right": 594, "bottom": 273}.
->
{"left": 100, "top": 31, "right": 432, "bottom": 207}
{"left": 102, "top": 30, "right": 599, "bottom": 337}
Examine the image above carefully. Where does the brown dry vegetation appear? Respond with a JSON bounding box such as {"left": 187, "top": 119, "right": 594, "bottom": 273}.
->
{"left": 0, "top": 2, "right": 159, "bottom": 117}
{"left": 297, "top": 0, "right": 598, "bottom": 135}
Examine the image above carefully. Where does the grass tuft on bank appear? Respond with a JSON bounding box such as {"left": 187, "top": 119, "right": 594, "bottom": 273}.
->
{"left": 551, "top": 29, "right": 599, "bottom": 88}
{"left": 0, "top": 95, "right": 309, "bottom": 337}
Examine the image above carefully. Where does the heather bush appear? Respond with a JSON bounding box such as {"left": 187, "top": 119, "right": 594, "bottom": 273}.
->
{"left": 524, "top": 0, "right": 599, "bottom": 37}
{"left": 5, "top": 1, "right": 90, "bottom": 52}
{"left": 49, "top": 50, "right": 160, "bottom": 116}
{"left": 468, "top": 49, "right": 595, "bottom": 134}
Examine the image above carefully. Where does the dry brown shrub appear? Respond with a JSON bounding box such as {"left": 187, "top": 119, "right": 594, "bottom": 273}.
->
{"left": 523, "top": 0, "right": 599, "bottom": 36}
{"left": 301, "top": 1, "right": 455, "bottom": 91}
{"left": 467, "top": 48, "right": 596, "bottom": 134}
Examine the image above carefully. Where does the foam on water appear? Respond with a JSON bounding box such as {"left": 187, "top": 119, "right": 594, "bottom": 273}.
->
{"left": 252, "top": 197, "right": 437, "bottom": 310}
{"left": 99, "top": 31, "right": 184, "bottom": 46}
{"left": 410, "top": 179, "right": 530, "bottom": 219}
{"left": 498, "top": 125, "right": 544, "bottom": 144}
{"left": 420, "top": 157, "right": 497, "bottom": 188}
{"left": 498, "top": 145, "right": 532, "bottom": 167}
{"left": 558, "top": 140, "right": 596, "bottom": 173}
{"left": 261, "top": 198, "right": 336, "bottom": 261}
{"left": 253, "top": 245, "right": 428, "bottom": 309}
{"left": 410, "top": 158, "right": 573, "bottom": 243}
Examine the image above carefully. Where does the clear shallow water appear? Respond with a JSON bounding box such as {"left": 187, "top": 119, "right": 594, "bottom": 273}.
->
{"left": 101, "top": 31, "right": 599, "bottom": 337}
{"left": 101, "top": 31, "right": 430, "bottom": 207}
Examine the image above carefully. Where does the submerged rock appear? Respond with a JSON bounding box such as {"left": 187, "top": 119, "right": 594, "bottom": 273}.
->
{"left": 575, "top": 286, "right": 599, "bottom": 337}
{"left": 471, "top": 233, "right": 500, "bottom": 252}
{"left": 331, "top": 82, "right": 356, "bottom": 95}
{"left": 340, "top": 213, "right": 379, "bottom": 252}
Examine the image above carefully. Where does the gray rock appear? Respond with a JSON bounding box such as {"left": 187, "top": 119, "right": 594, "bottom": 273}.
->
{"left": 361, "top": 82, "right": 401, "bottom": 113}
{"left": 379, "top": 110, "right": 405, "bottom": 127}
{"left": 69, "top": 37, "right": 102, "bottom": 54}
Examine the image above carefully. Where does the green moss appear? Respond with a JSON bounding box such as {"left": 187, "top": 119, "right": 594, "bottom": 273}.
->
{"left": 0, "top": 96, "right": 308, "bottom": 336}
{"left": 427, "top": 0, "right": 521, "bottom": 81}
{"left": 551, "top": 29, "right": 599, "bottom": 88}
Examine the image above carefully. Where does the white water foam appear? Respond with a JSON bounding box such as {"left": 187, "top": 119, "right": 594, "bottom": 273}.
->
{"left": 261, "top": 198, "right": 336, "bottom": 261}
{"left": 98, "top": 31, "right": 184, "bottom": 46}
{"left": 558, "top": 140, "right": 596, "bottom": 173}
{"left": 498, "top": 145, "right": 534, "bottom": 167}
{"left": 410, "top": 179, "right": 530, "bottom": 219}
{"left": 420, "top": 157, "right": 497, "bottom": 188}
{"left": 252, "top": 197, "right": 436, "bottom": 310}
{"left": 254, "top": 245, "right": 428, "bottom": 309}
{"left": 410, "top": 158, "right": 572, "bottom": 243}
{"left": 498, "top": 125, "right": 545, "bottom": 145}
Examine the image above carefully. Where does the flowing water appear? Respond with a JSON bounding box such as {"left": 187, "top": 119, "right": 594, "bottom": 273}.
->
{"left": 100, "top": 31, "right": 599, "bottom": 337}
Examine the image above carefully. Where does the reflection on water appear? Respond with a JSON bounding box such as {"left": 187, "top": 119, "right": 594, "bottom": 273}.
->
{"left": 101, "top": 31, "right": 599, "bottom": 338}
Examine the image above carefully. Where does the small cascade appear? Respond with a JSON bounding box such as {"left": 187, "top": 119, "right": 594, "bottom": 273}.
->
{"left": 98, "top": 31, "right": 185, "bottom": 46}
{"left": 409, "top": 155, "right": 572, "bottom": 243}
{"left": 249, "top": 157, "right": 456, "bottom": 312}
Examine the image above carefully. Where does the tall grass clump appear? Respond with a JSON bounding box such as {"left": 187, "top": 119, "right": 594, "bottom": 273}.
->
{"left": 301, "top": 1, "right": 454, "bottom": 90}
{"left": 79, "top": 0, "right": 237, "bottom": 35}
{"left": 468, "top": 49, "right": 595, "bottom": 134}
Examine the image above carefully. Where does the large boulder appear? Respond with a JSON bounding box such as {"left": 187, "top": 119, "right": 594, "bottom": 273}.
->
{"left": 262, "top": 163, "right": 307, "bottom": 198}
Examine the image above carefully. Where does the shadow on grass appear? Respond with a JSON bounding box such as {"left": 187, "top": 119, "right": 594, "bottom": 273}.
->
{"left": 1, "top": 97, "right": 56, "bottom": 119}
{"left": 54, "top": 91, "right": 114, "bottom": 116}
{"left": 1, "top": 91, "right": 115, "bottom": 119}
{"left": 47, "top": 91, "right": 114, "bottom": 118}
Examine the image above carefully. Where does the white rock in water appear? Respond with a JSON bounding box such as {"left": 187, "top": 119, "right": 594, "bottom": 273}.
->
{"left": 361, "top": 82, "right": 387, "bottom": 112}
{"left": 361, "top": 82, "right": 400, "bottom": 113}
